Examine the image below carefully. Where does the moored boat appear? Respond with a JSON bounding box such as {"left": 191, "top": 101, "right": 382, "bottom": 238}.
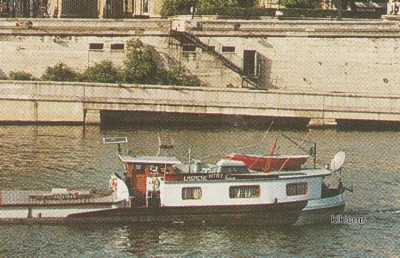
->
{"left": 65, "top": 137, "right": 338, "bottom": 226}
{"left": 0, "top": 137, "right": 351, "bottom": 226}
{"left": 0, "top": 174, "right": 129, "bottom": 224}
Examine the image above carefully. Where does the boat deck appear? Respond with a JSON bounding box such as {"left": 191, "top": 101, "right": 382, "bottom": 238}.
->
{"left": 0, "top": 189, "right": 114, "bottom": 207}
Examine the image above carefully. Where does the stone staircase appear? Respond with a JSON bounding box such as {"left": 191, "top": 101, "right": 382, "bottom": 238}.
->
{"left": 170, "top": 30, "right": 258, "bottom": 88}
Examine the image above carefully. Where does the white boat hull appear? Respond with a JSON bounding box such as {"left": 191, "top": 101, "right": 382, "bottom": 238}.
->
{"left": 295, "top": 193, "right": 345, "bottom": 225}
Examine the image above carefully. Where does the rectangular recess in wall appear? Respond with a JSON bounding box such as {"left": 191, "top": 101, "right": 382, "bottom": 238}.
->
{"left": 207, "top": 46, "right": 216, "bottom": 52}
{"left": 222, "top": 46, "right": 235, "bottom": 53}
{"left": 111, "top": 43, "right": 125, "bottom": 50}
{"left": 89, "top": 43, "right": 104, "bottom": 50}
{"left": 182, "top": 45, "right": 196, "bottom": 52}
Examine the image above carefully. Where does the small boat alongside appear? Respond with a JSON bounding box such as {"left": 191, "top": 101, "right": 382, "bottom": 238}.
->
{"left": 224, "top": 153, "right": 310, "bottom": 172}
{"left": 295, "top": 151, "right": 353, "bottom": 224}
{"left": 0, "top": 174, "right": 129, "bottom": 224}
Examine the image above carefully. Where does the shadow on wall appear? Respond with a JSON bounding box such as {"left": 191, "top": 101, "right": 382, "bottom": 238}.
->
{"left": 256, "top": 53, "right": 275, "bottom": 89}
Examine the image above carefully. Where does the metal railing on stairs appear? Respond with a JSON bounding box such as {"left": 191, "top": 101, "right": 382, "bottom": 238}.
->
{"left": 170, "top": 30, "right": 258, "bottom": 88}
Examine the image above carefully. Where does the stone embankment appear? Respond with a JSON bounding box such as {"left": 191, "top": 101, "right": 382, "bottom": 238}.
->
{"left": 1, "top": 17, "right": 400, "bottom": 127}
{"left": 0, "top": 80, "right": 399, "bottom": 128}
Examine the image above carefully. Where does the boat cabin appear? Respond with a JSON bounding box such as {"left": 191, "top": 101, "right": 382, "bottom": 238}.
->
{"left": 215, "top": 159, "right": 250, "bottom": 173}
{"left": 119, "top": 154, "right": 182, "bottom": 206}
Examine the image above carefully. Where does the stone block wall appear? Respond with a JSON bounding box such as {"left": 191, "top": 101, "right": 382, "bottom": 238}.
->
{"left": 2, "top": 18, "right": 400, "bottom": 94}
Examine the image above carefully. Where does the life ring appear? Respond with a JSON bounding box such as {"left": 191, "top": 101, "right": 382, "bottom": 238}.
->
{"left": 111, "top": 178, "right": 118, "bottom": 191}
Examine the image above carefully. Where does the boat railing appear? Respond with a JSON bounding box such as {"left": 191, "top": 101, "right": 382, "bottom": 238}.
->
{"left": 0, "top": 190, "right": 114, "bottom": 205}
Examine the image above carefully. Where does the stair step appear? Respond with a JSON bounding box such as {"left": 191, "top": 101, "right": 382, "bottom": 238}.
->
{"left": 171, "top": 30, "right": 258, "bottom": 87}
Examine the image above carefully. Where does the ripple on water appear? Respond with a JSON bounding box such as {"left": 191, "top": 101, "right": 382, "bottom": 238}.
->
{"left": 0, "top": 126, "right": 398, "bottom": 256}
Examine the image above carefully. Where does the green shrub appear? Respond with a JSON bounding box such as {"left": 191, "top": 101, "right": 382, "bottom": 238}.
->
{"left": 123, "top": 39, "right": 202, "bottom": 86}
{"left": 280, "top": 0, "right": 320, "bottom": 9}
{"left": 279, "top": 8, "right": 385, "bottom": 19}
{"left": 162, "top": 66, "right": 202, "bottom": 86}
{"left": 41, "top": 63, "right": 80, "bottom": 82}
{"left": 160, "top": 0, "right": 193, "bottom": 18}
{"left": 198, "top": 7, "right": 275, "bottom": 17}
{"left": 9, "top": 71, "right": 33, "bottom": 81}
{"left": 123, "top": 39, "right": 161, "bottom": 84}
{"left": 161, "top": 0, "right": 272, "bottom": 18}
{"left": 82, "top": 60, "right": 122, "bottom": 83}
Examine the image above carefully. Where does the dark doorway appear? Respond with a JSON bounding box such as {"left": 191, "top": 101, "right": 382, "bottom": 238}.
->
{"left": 12, "top": 0, "right": 31, "bottom": 18}
{"left": 61, "top": 0, "right": 98, "bottom": 18}
{"left": 0, "top": 0, "right": 10, "bottom": 17}
{"left": 243, "top": 50, "right": 257, "bottom": 77}
{"left": 105, "top": 0, "right": 124, "bottom": 18}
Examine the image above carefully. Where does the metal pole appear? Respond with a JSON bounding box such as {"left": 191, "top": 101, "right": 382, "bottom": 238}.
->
{"left": 313, "top": 143, "right": 316, "bottom": 169}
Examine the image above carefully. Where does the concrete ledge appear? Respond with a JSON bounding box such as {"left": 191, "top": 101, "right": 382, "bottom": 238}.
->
{"left": 1, "top": 81, "right": 399, "bottom": 127}
{"left": 0, "top": 18, "right": 171, "bottom": 36}
{"left": 308, "top": 118, "right": 337, "bottom": 129}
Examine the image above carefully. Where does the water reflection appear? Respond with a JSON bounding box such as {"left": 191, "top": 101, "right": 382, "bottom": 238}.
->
{"left": 89, "top": 223, "right": 372, "bottom": 256}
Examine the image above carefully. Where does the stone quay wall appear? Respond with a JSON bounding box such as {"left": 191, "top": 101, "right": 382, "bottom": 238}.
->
{"left": 2, "top": 18, "right": 400, "bottom": 92}
{"left": 0, "top": 81, "right": 399, "bottom": 126}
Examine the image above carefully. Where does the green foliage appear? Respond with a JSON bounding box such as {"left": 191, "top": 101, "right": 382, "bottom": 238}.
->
{"left": 162, "top": 66, "right": 202, "bottom": 86}
{"left": 161, "top": 0, "right": 274, "bottom": 18}
{"left": 9, "top": 71, "right": 33, "bottom": 81}
{"left": 280, "top": 0, "right": 320, "bottom": 9}
{"left": 8, "top": 40, "right": 201, "bottom": 87}
{"left": 279, "top": 8, "right": 385, "bottom": 18}
{"left": 41, "top": 63, "right": 80, "bottom": 82}
{"left": 123, "top": 39, "right": 201, "bottom": 86}
{"left": 160, "top": 0, "right": 193, "bottom": 18}
{"left": 82, "top": 60, "right": 122, "bottom": 83}
{"left": 197, "top": 0, "right": 239, "bottom": 10}
{"left": 161, "top": 0, "right": 241, "bottom": 17}
{"left": 203, "top": 7, "right": 273, "bottom": 17}
{"left": 123, "top": 39, "right": 160, "bottom": 84}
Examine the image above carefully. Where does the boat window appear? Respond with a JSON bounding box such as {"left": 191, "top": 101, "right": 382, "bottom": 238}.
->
{"left": 149, "top": 165, "right": 160, "bottom": 173}
{"left": 229, "top": 185, "right": 260, "bottom": 198}
{"left": 134, "top": 164, "right": 145, "bottom": 174}
{"left": 286, "top": 182, "right": 308, "bottom": 196}
{"left": 182, "top": 187, "right": 202, "bottom": 200}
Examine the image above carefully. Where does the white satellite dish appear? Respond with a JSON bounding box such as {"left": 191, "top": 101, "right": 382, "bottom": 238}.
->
{"left": 330, "top": 151, "right": 346, "bottom": 171}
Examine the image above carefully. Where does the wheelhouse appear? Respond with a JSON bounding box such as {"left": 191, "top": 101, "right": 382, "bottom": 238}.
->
{"left": 119, "top": 154, "right": 181, "bottom": 206}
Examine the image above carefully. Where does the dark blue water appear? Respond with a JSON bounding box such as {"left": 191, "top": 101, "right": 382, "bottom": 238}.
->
{"left": 0, "top": 125, "right": 399, "bottom": 257}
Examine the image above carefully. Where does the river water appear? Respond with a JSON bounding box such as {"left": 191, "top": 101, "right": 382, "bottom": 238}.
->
{"left": 0, "top": 125, "right": 399, "bottom": 257}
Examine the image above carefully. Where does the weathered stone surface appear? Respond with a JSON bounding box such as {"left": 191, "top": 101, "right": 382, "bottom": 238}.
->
{"left": 0, "top": 81, "right": 399, "bottom": 125}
